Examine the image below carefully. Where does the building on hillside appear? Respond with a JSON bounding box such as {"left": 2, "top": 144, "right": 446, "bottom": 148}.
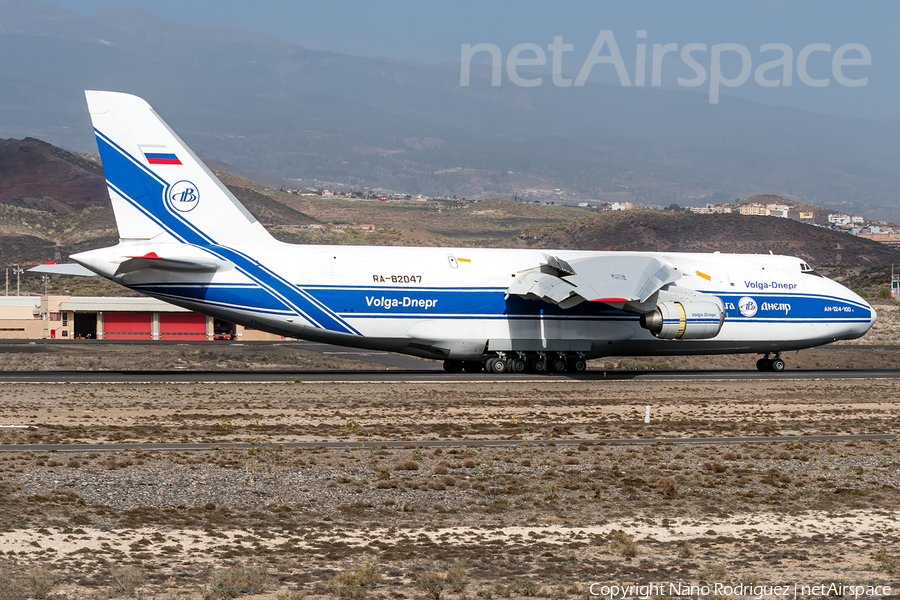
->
{"left": 851, "top": 216, "right": 865, "bottom": 225}
{"left": 766, "top": 204, "right": 791, "bottom": 218}
{"left": 0, "top": 295, "right": 287, "bottom": 341}
{"left": 855, "top": 231, "right": 900, "bottom": 248}
{"left": 799, "top": 212, "right": 814, "bottom": 221}
{"left": 828, "top": 213, "right": 852, "bottom": 227}
{"left": 609, "top": 202, "right": 634, "bottom": 211}
{"left": 739, "top": 204, "right": 769, "bottom": 216}
{"left": 688, "top": 203, "right": 731, "bottom": 214}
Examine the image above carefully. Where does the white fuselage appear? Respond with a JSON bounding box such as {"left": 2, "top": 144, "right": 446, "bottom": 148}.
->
{"left": 75, "top": 242, "right": 876, "bottom": 360}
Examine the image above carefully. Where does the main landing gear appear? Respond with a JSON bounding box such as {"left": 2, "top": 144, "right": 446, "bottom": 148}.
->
{"left": 756, "top": 353, "right": 786, "bottom": 372}
{"left": 443, "top": 352, "right": 587, "bottom": 374}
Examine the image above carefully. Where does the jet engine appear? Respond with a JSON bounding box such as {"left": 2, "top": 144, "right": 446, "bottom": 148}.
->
{"left": 640, "top": 298, "right": 725, "bottom": 340}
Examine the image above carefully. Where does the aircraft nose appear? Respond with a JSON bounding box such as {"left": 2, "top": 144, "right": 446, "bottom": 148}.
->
{"left": 850, "top": 294, "right": 877, "bottom": 339}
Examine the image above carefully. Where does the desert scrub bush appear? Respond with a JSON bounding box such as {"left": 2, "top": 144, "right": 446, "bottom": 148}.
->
{"left": 110, "top": 565, "right": 145, "bottom": 596}
{"left": 393, "top": 460, "right": 419, "bottom": 471}
{"left": 375, "top": 465, "right": 390, "bottom": 480}
{"left": 512, "top": 580, "right": 543, "bottom": 597}
{"left": 26, "top": 568, "right": 57, "bottom": 599}
{"left": 475, "top": 587, "right": 494, "bottom": 600}
{"left": 330, "top": 564, "right": 383, "bottom": 600}
{"left": 415, "top": 570, "right": 446, "bottom": 600}
{"left": 874, "top": 549, "right": 900, "bottom": 575}
{"left": 203, "top": 568, "right": 274, "bottom": 600}
{"left": 445, "top": 564, "right": 468, "bottom": 595}
{"left": 542, "top": 483, "right": 558, "bottom": 501}
{"left": 676, "top": 540, "right": 694, "bottom": 558}
{"left": 276, "top": 591, "right": 308, "bottom": 600}
{"left": 656, "top": 477, "right": 679, "bottom": 498}
{"left": 0, "top": 567, "right": 28, "bottom": 600}
{"left": 697, "top": 563, "right": 727, "bottom": 584}
{"left": 609, "top": 531, "right": 638, "bottom": 558}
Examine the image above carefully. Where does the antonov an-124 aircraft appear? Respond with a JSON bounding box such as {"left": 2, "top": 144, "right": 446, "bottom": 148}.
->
{"left": 32, "top": 91, "right": 876, "bottom": 374}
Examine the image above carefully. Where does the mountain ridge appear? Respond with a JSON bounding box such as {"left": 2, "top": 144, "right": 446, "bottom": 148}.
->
{"left": 1, "top": 0, "right": 900, "bottom": 221}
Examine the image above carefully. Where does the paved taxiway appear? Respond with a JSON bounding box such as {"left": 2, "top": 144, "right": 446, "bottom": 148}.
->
{"left": 1, "top": 433, "right": 894, "bottom": 454}
{"left": 0, "top": 368, "right": 897, "bottom": 383}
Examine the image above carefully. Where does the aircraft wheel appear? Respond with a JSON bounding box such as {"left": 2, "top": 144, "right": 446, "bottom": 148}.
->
{"left": 507, "top": 357, "right": 527, "bottom": 373}
{"left": 550, "top": 357, "right": 567, "bottom": 373}
{"left": 486, "top": 357, "right": 507, "bottom": 374}
{"left": 567, "top": 357, "right": 587, "bottom": 373}
{"left": 443, "top": 360, "right": 463, "bottom": 373}
{"left": 756, "top": 358, "right": 770, "bottom": 372}
{"left": 529, "top": 357, "right": 547, "bottom": 373}
{"left": 770, "top": 358, "right": 785, "bottom": 372}
{"left": 462, "top": 361, "right": 483, "bottom": 373}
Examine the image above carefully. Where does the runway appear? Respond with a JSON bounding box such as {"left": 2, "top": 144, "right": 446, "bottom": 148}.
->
{"left": 0, "top": 433, "right": 894, "bottom": 453}
{"left": 0, "top": 368, "right": 897, "bottom": 383}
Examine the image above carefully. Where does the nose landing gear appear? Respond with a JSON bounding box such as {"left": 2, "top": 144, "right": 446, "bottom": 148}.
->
{"left": 756, "top": 353, "right": 785, "bottom": 372}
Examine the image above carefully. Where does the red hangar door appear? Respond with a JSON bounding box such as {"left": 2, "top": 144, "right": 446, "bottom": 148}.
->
{"left": 159, "top": 313, "right": 208, "bottom": 340}
{"left": 102, "top": 312, "right": 152, "bottom": 340}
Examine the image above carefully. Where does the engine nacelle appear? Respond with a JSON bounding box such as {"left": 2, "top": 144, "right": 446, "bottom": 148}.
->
{"left": 640, "top": 299, "right": 725, "bottom": 340}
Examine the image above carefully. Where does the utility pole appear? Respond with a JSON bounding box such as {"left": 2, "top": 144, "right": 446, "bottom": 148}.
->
{"left": 5, "top": 267, "right": 7, "bottom": 296}
{"left": 14, "top": 264, "right": 22, "bottom": 297}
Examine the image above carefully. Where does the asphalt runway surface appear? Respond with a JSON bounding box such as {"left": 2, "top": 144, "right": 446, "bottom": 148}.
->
{"left": 1, "top": 433, "right": 894, "bottom": 454}
{"left": 0, "top": 339, "right": 437, "bottom": 370}
{"left": 0, "top": 368, "right": 897, "bottom": 383}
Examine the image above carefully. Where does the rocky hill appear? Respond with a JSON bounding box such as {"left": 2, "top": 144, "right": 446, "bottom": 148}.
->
{"left": 519, "top": 209, "right": 899, "bottom": 285}
{"left": 0, "top": 137, "right": 107, "bottom": 213}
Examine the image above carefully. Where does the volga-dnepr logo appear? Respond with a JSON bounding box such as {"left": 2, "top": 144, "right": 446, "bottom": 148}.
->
{"left": 167, "top": 180, "right": 200, "bottom": 213}
{"left": 738, "top": 296, "right": 758, "bottom": 317}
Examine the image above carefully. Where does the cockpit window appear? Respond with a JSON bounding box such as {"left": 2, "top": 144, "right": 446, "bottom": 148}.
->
{"left": 800, "top": 262, "right": 822, "bottom": 277}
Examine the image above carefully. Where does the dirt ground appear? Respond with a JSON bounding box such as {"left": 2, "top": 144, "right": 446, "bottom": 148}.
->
{"left": 0, "top": 377, "right": 899, "bottom": 598}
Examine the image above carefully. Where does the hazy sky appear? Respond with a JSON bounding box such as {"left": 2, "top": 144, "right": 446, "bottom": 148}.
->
{"left": 43, "top": 0, "right": 900, "bottom": 118}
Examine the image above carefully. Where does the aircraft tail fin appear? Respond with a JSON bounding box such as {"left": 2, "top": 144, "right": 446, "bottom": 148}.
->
{"left": 85, "top": 90, "right": 274, "bottom": 246}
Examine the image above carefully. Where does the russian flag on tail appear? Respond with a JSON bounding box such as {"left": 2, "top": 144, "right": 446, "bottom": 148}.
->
{"left": 139, "top": 144, "right": 182, "bottom": 165}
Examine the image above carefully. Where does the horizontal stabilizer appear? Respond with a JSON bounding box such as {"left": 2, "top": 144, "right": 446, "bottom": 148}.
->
{"left": 28, "top": 263, "right": 99, "bottom": 277}
{"left": 507, "top": 254, "right": 679, "bottom": 309}
{"left": 114, "top": 256, "right": 221, "bottom": 276}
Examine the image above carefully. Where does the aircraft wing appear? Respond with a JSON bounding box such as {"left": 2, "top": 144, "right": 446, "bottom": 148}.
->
{"left": 28, "top": 263, "right": 99, "bottom": 277}
{"left": 506, "top": 254, "right": 679, "bottom": 309}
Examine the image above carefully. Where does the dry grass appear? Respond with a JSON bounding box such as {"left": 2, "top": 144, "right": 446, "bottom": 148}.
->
{"left": 110, "top": 565, "right": 145, "bottom": 596}
{"left": 329, "top": 564, "right": 382, "bottom": 600}
{"left": 203, "top": 568, "right": 274, "bottom": 600}
{"left": 415, "top": 570, "right": 446, "bottom": 600}
{"left": 609, "top": 531, "right": 638, "bottom": 558}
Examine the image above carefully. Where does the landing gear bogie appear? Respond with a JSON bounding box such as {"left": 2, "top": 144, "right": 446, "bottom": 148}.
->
{"left": 485, "top": 357, "right": 507, "bottom": 374}
{"left": 443, "top": 359, "right": 463, "bottom": 373}
{"left": 756, "top": 353, "right": 786, "bottom": 372}
{"left": 507, "top": 356, "right": 527, "bottom": 373}
{"left": 529, "top": 356, "right": 547, "bottom": 373}
{"left": 567, "top": 356, "right": 587, "bottom": 373}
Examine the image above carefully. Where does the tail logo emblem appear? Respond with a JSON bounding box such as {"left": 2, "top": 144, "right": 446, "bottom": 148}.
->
{"left": 167, "top": 180, "right": 200, "bottom": 213}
